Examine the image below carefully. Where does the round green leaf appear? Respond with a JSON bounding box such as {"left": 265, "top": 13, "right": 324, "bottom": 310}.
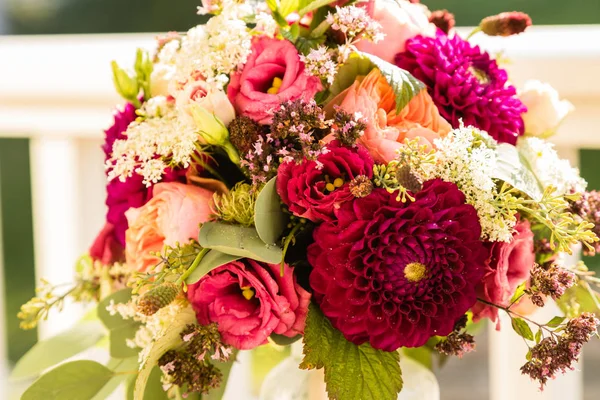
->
{"left": 97, "top": 289, "right": 142, "bottom": 358}
{"left": 11, "top": 320, "right": 106, "bottom": 380}
{"left": 22, "top": 360, "right": 114, "bottom": 400}
{"left": 92, "top": 357, "right": 139, "bottom": 400}
{"left": 185, "top": 250, "right": 241, "bottom": 284}
{"left": 254, "top": 177, "right": 289, "bottom": 245}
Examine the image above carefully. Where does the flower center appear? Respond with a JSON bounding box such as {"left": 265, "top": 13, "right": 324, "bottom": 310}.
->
{"left": 241, "top": 286, "right": 255, "bottom": 300}
{"left": 404, "top": 262, "right": 428, "bottom": 283}
{"left": 468, "top": 66, "right": 490, "bottom": 85}
{"left": 267, "top": 77, "right": 283, "bottom": 95}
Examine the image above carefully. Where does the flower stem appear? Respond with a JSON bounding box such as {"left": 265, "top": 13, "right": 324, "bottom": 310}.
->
{"left": 466, "top": 26, "right": 482, "bottom": 40}
{"left": 280, "top": 223, "right": 303, "bottom": 277}
{"left": 477, "top": 298, "right": 559, "bottom": 338}
{"left": 177, "top": 248, "right": 210, "bottom": 285}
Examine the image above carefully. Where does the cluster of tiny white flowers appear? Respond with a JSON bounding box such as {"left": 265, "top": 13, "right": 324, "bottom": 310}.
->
{"left": 326, "top": 6, "right": 385, "bottom": 43}
{"left": 428, "top": 126, "right": 515, "bottom": 242}
{"left": 175, "top": 4, "right": 253, "bottom": 87}
{"left": 254, "top": 12, "right": 278, "bottom": 38}
{"left": 300, "top": 46, "right": 338, "bottom": 84}
{"left": 107, "top": 104, "right": 198, "bottom": 187}
{"left": 517, "top": 137, "right": 587, "bottom": 195}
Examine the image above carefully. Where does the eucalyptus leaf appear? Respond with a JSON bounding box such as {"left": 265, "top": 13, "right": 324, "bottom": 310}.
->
{"left": 22, "top": 360, "right": 114, "bottom": 400}
{"left": 198, "top": 221, "right": 283, "bottom": 264}
{"left": 255, "top": 177, "right": 289, "bottom": 245}
{"left": 511, "top": 317, "right": 534, "bottom": 341}
{"left": 92, "top": 357, "right": 139, "bottom": 400}
{"left": 494, "top": 143, "right": 544, "bottom": 201}
{"left": 270, "top": 333, "right": 302, "bottom": 346}
{"left": 185, "top": 250, "right": 242, "bottom": 284}
{"left": 11, "top": 320, "right": 106, "bottom": 380}
{"left": 97, "top": 289, "right": 142, "bottom": 358}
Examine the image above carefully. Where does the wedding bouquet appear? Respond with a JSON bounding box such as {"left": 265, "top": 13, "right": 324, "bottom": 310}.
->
{"left": 14, "top": 1, "right": 600, "bottom": 399}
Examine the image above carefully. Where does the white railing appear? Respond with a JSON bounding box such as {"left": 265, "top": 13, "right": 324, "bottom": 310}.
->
{"left": 1, "top": 26, "right": 600, "bottom": 399}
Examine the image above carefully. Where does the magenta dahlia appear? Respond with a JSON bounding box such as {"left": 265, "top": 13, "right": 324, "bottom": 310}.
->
{"left": 276, "top": 141, "right": 374, "bottom": 223}
{"left": 307, "top": 179, "right": 488, "bottom": 351}
{"left": 395, "top": 33, "right": 527, "bottom": 145}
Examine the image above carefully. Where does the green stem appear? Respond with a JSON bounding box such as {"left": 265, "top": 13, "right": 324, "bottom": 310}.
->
{"left": 466, "top": 26, "right": 482, "bottom": 40}
{"left": 191, "top": 153, "right": 227, "bottom": 183}
{"left": 477, "top": 298, "right": 559, "bottom": 338}
{"left": 177, "top": 248, "right": 210, "bottom": 285}
{"left": 280, "top": 223, "right": 303, "bottom": 277}
{"left": 175, "top": 386, "right": 183, "bottom": 400}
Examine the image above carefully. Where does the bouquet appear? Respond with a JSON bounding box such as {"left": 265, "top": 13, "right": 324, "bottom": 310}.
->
{"left": 14, "top": 0, "right": 600, "bottom": 399}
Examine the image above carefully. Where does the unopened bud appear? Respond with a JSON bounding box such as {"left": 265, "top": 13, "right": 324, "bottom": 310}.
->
{"left": 429, "top": 10, "right": 455, "bottom": 35}
{"left": 137, "top": 283, "right": 179, "bottom": 316}
{"left": 111, "top": 61, "right": 140, "bottom": 101}
{"left": 480, "top": 12, "right": 532, "bottom": 37}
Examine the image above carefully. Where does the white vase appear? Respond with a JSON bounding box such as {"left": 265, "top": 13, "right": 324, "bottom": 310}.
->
{"left": 258, "top": 342, "right": 440, "bottom": 400}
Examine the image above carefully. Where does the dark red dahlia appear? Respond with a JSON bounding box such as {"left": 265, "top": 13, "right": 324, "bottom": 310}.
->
{"left": 307, "top": 179, "right": 488, "bottom": 351}
{"left": 276, "top": 141, "right": 374, "bottom": 223}
{"left": 395, "top": 34, "right": 527, "bottom": 145}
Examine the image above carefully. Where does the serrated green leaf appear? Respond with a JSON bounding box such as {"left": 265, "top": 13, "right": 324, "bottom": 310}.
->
{"left": 509, "top": 282, "right": 527, "bottom": 305}
{"left": 11, "top": 320, "right": 106, "bottom": 380}
{"left": 546, "top": 316, "right": 566, "bottom": 328}
{"left": 511, "top": 317, "right": 534, "bottom": 341}
{"left": 198, "top": 221, "right": 283, "bottom": 264}
{"left": 535, "top": 328, "right": 542, "bottom": 344}
{"left": 22, "top": 360, "right": 114, "bottom": 400}
{"left": 134, "top": 307, "right": 197, "bottom": 400}
{"left": 270, "top": 333, "right": 302, "bottom": 346}
{"left": 254, "top": 177, "right": 289, "bottom": 245}
{"left": 362, "top": 53, "right": 425, "bottom": 113}
{"left": 92, "top": 357, "right": 139, "bottom": 400}
{"left": 98, "top": 289, "right": 142, "bottom": 358}
{"left": 298, "top": 0, "right": 337, "bottom": 16}
{"left": 494, "top": 143, "right": 544, "bottom": 201}
{"left": 185, "top": 250, "right": 242, "bottom": 284}
{"left": 300, "top": 303, "right": 403, "bottom": 400}
{"left": 295, "top": 35, "right": 327, "bottom": 55}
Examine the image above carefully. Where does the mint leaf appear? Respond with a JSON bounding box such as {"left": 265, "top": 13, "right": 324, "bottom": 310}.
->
{"left": 300, "top": 303, "right": 403, "bottom": 400}
{"left": 511, "top": 317, "right": 534, "bottom": 341}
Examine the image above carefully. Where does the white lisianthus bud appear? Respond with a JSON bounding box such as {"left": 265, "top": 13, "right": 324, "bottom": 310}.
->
{"left": 190, "top": 104, "right": 240, "bottom": 164}
{"left": 519, "top": 80, "right": 574, "bottom": 138}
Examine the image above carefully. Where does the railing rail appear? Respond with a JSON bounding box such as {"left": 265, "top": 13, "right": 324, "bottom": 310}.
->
{"left": 1, "top": 26, "right": 600, "bottom": 399}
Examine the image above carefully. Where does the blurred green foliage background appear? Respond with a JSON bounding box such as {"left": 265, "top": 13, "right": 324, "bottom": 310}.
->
{"left": 1, "top": 0, "right": 600, "bottom": 366}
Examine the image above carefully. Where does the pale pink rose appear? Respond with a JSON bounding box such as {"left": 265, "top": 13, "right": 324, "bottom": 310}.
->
{"left": 227, "top": 36, "right": 322, "bottom": 125}
{"left": 125, "top": 182, "right": 214, "bottom": 272}
{"left": 176, "top": 79, "right": 235, "bottom": 127}
{"left": 187, "top": 259, "right": 311, "bottom": 350}
{"left": 519, "top": 80, "right": 574, "bottom": 137}
{"left": 355, "top": 0, "right": 436, "bottom": 63}
{"left": 472, "top": 219, "right": 536, "bottom": 327}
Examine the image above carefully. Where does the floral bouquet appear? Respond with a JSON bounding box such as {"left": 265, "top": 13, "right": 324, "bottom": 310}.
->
{"left": 13, "top": 0, "right": 600, "bottom": 399}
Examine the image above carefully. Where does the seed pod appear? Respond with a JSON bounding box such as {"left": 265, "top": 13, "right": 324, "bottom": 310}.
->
{"left": 137, "top": 282, "right": 180, "bottom": 316}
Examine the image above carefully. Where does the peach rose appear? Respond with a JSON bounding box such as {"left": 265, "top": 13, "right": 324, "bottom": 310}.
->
{"left": 355, "top": 0, "right": 436, "bottom": 63}
{"left": 125, "top": 182, "right": 214, "bottom": 272}
{"left": 325, "top": 68, "right": 451, "bottom": 163}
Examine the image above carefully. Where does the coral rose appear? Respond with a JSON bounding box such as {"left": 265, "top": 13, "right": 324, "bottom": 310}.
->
{"left": 355, "top": 0, "right": 436, "bottom": 63}
{"left": 472, "top": 219, "right": 535, "bottom": 326}
{"left": 276, "top": 141, "right": 374, "bottom": 223}
{"left": 227, "top": 36, "right": 322, "bottom": 125}
{"left": 125, "top": 182, "right": 214, "bottom": 272}
{"left": 326, "top": 68, "right": 451, "bottom": 163}
{"left": 187, "top": 260, "right": 311, "bottom": 350}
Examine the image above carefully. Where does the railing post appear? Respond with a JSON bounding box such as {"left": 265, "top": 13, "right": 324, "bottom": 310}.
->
{"left": 0, "top": 163, "right": 8, "bottom": 398}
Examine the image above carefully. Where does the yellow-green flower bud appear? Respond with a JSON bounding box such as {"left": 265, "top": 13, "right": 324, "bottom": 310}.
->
{"left": 137, "top": 282, "right": 180, "bottom": 316}
{"left": 111, "top": 61, "right": 139, "bottom": 101}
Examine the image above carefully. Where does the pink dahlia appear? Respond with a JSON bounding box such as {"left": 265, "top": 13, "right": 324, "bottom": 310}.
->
{"left": 308, "top": 179, "right": 488, "bottom": 351}
{"left": 395, "top": 34, "right": 527, "bottom": 145}
{"left": 276, "top": 141, "right": 374, "bottom": 223}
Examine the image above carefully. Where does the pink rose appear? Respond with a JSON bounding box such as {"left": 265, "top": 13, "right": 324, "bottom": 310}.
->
{"left": 355, "top": 0, "right": 436, "bottom": 63}
{"left": 125, "top": 182, "right": 214, "bottom": 272}
{"left": 175, "top": 79, "right": 236, "bottom": 127}
{"left": 472, "top": 219, "right": 535, "bottom": 326}
{"left": 89, "top": 222, "right": 124, "bottom": 265}
{"left": 227, "top": 36, "right": 322, "bottom": 124}
{"left": 187, "top": 259, "right": 311, "bottom": 350}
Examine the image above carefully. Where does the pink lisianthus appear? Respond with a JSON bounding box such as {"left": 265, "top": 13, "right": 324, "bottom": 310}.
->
{"left": 124, "top": 182, "right": 214, "bottom": 272}
{"left": 187, "top": 260, "right": 311, "bottom": 350}
{"left": 276, "top": 141, "right": 374, "bottom": 223}
{"left": 472, "top": 219, "right": 536, "bottom": 326}
{"left": 355, "top": 0, "right": 436, "bottom": 63}
{"left": 227, "top": 37, "right": 322, "bottom": 125}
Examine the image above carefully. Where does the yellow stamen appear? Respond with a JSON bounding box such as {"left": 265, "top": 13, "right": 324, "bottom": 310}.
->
{"left": 267, "top": 87, "right": 279, "bottom": 95}
{"left": 272, "top": 77, "right": 283, "bottom": 88}
{"left": 404, "top": 262, "right": 428, "bottom": 283}
{"left": 325, "top": 183, "right": 335, "bottom": 192}
{"left": 241, "top": 286, "right": 255, "bottom": 300}
{"left": 333, "top": 178, "right": 344, "bottom": 188}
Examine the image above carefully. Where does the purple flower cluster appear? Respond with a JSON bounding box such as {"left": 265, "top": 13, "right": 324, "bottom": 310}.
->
{"left": 529, "top": 263, "right": 576, "bottom": 307}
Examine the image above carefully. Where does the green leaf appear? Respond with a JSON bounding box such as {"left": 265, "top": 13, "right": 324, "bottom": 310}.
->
{"left": 327, "top": 53, "right": 374, "bottom": 101}
{"left": 198, "top": 221, "right": 283, "bottom": 264}
{"left": 511, "top": 317, "right": 534, "bottom": 341}
{"left": 295, "top": 35, "right": 326, "bottom": 56}
{"left": 92, "top": 357, "right": 139, "bottom": 400}
{"left": 97, "top": 289, "right": 142, "bottom": 358}
{"left": 266, "top": 0, "right": 278, "bottom": 12}
{"left": 298, "top": 0, "right": 337, "bottom": 16}
{"left": 535, "top": 328, "right": 542, "bottom": 344}
{"left": 361, "top": 53, "right": 425, "bottom": 113}
{"left": 546, "top": 316, "right": 566, "bottom": 328}
{"left": 300, "top": 303, "right": 403, "bottom": 400}
{"left": 254, "top": 177, "right": 289, "bottom": 245}
{"left": 270, "top": 333, "right": 302, "bottom": 346}
{"left": 402, "top": 347, "right": 433, "bottom": 370}
{"left": 11, "top": 320, "right": 106, "bottom": 379}
{"left": 134, "top": 307, "right": 197, "bottom": 400}
{"left": 494, "top": 143, "right": 544, "bottom": 201}
{"left": 557, "top": 281, "right": 600, "bottom": 317}
{"left": 22, "top": 360, "right": 114, "bottom": 400}
{"left": 185, "top": 250, "right": 242, "bottom": 284}
{"left": 204, "top": 349, "right": 239, "bottom": 400}
{"left": 509, "top": 282, "right": 527, "bottom": 305}
{"left": 279, "top": 0, "right": 299, "bottom": 17}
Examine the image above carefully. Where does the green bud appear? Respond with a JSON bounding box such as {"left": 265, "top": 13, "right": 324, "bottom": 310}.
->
{"left": 111, "top": 61, "right": 139, "bottom": 101}
{"left": 190, "top": 104, "right": 240, "bottom": 164}
{"left": 137, "top": 283, "right": 179, "bottom": 316}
